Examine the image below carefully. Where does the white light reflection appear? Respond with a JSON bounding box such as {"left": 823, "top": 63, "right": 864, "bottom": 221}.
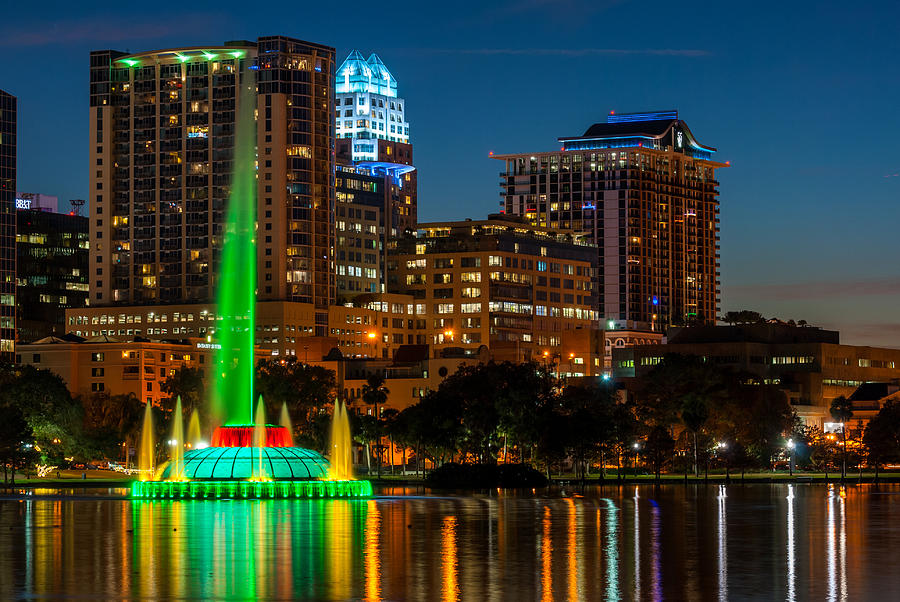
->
{"left": 786, "top": 484, "right": 795, "bottom": 602}
{"left": 839, "top": 487, "right": 847, "bottom": 600}
{"left": 717, "top": 484, "right": 727, "bottom": 602}
{"left": 602, "top": 499, "right": 619, "bottom": 601}
{"left": 634, "top": 487, "right": 641, "bottom": 600}
{"left": 827, "top": 485, "right": 836, "bottom": 601}
{"left": 650, "top": 500, "right": 662, "bottom": 600}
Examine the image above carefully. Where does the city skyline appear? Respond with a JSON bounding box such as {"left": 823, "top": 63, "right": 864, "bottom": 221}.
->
{"left": 2, "top": 1, "right": 899, "bottom": 345}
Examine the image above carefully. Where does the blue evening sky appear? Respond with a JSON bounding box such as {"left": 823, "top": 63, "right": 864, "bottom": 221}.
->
{"left": 2, "top": 1, "right": 898, "bottom": 345}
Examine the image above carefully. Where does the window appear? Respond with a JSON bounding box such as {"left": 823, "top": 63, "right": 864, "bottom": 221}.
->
{"left": 435, "top": 303, "right": 454, "bottom": 314}
{"left": 91, "top": 382, "right": 105, "bottom": 392}
{"left": 91, "top": 352, "right": 105, "bottom": 362}
{"left": 461, "top": 303, "right": 481, "bottom": 313}
{"left": 488, "top": 256, "right": 503, "bottom": 266}
{"left": 31, "top": 354, "right": 41, "bottom": 363}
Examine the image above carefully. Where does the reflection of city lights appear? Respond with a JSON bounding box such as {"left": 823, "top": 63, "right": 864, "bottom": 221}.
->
{"left": 442, "top": 516, "right": 459, "bottom": 600}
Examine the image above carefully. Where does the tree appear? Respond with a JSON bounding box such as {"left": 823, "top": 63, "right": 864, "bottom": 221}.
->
{"left": 557, "top": 384, "right": 614, "bottom": 482}
{"left": 353, "top": 413, "right": 380, "bottom": 474}
{"left": 80, "top": 392, "right": 145, "bottom": 460}
{"left": 634, "top": 354, "right": 727, "bottom": 428}
{"left": 255, "top": 358, "right": 336, "bottom": 440}
{"left": 642, "top": 425, "right": 675, "bottom": 481}
{"left": 830, "top": 395, "right": 853, "bottom": 479}
{"left": 0, "top": 365, "right": 86, "bottom": 462}
{"left": 720, "top": 310, "right": 765, "bottom": 325}
{"left": 681, "top": 393, "right": 709, "bottom": 477}
{"left": 361, "top": 372, "right": 389, "bottom": 476}
{"left": 863, "top": 400, "right": 900, "bottom": 479}
{"left": 160, "top": 366, "right": 206, "bottom": 417}
{"left": 0, "top": 404, "right": 30, "bottom": 484}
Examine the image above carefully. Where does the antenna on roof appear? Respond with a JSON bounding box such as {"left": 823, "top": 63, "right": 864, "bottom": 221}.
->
{"left": 70, "top": 199, "right": 86, "bottom": 216}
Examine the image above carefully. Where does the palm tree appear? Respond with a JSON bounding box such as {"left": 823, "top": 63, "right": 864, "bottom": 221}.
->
{"left": 681, "top": 393, "right": 709, "bottom": 478}
{"left": 362, "top": 372, "right": 390, "bottom": 476}
{"left": 830, "top": 396, "right": 853, "bottom": 480}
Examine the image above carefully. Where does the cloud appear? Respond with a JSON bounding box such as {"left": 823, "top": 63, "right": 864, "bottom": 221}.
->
{"left": 0, "top": 16, "right": 221, "bottom": 47}
{"left": 885, "top": 172, "right": 900, "bottom": 178}
{"left": 418, "top": 47, "right": 711, "bottom": 57}
{"left": 727, "top": 277, "right": 900, "bottom": 301}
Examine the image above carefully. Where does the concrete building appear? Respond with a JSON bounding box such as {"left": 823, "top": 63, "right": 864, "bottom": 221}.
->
{"left": 89, "top": 36, "right": 336, "bottom": 327}
{"left": 65, "top": 292, "right": 422, "bottom": 363}
{"left": 16, "top": 334, "right": 227, "bottom": 406}
{"left": 0, "top": 89, "right": 15, "bottom": 361}
{"left": 16, "top": 209, "right": 89, "bottom": 341}
{"left": 334, "top": 50, "right": 416, "bottom": 299}
{"left": 388, "top": 216, "right": 603, "bottom": 371}
{"left": 335, "top": 50, "right": 409, "bottom": 150}
{"left": 613, "top": 322, "right": 900, "bottom": 428}
{"left": 494, "top": 110, "right": 726, "bottom": 330}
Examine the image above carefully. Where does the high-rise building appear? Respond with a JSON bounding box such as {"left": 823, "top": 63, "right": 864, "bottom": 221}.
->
{"left": 0, "top": 89, "right": 15, "bottom": 361}
{"left": 335, "top": 50, "right": 409, "bottom": 152}
{"left": 388, "top": 216, "right": 601, "bottom": 368}
{"left": 16, "top": 208, "right": 89, "bottom": 341}
{"left": 88, "top": 36, "right": 336, "bottom": 330}
{"left": 333, "top": 51, "right": 416, "bottom": 300}
{"left": 494, "top": 110, "right": 726, "bottom": 330}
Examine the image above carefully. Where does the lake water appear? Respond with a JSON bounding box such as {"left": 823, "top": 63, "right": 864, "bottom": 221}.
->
{"left": 0, "top": 483, "right": 897, "bottom": 600}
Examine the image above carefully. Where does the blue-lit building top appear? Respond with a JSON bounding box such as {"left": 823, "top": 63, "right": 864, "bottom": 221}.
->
{"left": 336, "top": 50, "right": 409, "bottom": 159}
{"left": 559, "top": 110, "right": 716, "bottom": 160}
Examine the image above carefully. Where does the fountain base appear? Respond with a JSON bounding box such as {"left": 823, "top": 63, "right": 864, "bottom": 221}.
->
{"left": 131, "top": 479, "right": 372, "bottom": 499}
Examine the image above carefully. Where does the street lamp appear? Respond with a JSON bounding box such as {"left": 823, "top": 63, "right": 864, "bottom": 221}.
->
{"left": 787, "top": 439, "right": 796, "bottom": 476}
{"left": 443, "top": 329, "right": 453, "bottom": 342}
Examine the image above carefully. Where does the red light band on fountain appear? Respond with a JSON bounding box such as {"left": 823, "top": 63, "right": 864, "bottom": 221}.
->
{"left": 212, "top": 425, "right": 293, "bottom": 447}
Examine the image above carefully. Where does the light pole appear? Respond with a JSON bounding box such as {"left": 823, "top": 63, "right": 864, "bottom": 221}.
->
{"left": 632, "top": 442, "right": 640, "bottom": 478}
{"left": 717, "top": 441, "right": 729, "bottom": 483}
{"left": 787, "top": 439, "right": 795, "bottom": 476}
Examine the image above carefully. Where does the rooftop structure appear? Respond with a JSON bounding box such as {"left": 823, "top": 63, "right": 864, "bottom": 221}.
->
{"left": 335, "top": 50, "right": 409, "bottom": 157}
{"left": 495, "top": 110, "right": 726, "bottom": 330}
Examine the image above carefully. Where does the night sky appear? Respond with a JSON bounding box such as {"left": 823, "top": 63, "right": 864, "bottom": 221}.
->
{"left": 2, "top": 1, "right": 898, "bottom": 346}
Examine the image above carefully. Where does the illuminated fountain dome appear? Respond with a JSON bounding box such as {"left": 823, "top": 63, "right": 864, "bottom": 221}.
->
{"left": 131, "top": 425, "right": 372, "bottom": 500}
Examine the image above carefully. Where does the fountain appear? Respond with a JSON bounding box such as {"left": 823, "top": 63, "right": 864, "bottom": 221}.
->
{"left": 169, "top": 396, "right": 185, "bottom": 480}
{"left": 131, "top": 60, "right": 370, "bottom": 500}
{"left": 187, "top": 410, "right": 202, "bottom": 449}
{"left": 279, "top": 403, "right": 294, "bottom": 447}
{"left": 329, "top": 401, "right": 353, "bottom": 481}
{"left": 139, "top": 402, "right": 155, "bottom": 478}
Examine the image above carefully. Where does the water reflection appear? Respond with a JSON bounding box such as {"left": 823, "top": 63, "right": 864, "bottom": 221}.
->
{"left": 2, "top": 484, "right": 899, "bottom": 599}
{"left": 826, "top": 485, "right": 848, "bottom": 602}
{"left": 441, "top": 515, "right": 458, "bottom": 601}
{"left": 787, "top": 484, "right": 795, "bottom": 601}
{"left": 717, "top": 484, "right": 727, "bottom": 602}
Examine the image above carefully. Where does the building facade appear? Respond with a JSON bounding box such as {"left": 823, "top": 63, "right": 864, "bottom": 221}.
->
{"left": 16, "top": 209, "right": 89, "bottom": 341}
{"left": 613, "top": 323, "right": 900, "bottom": 428}
{"left": 334, "top": 50, "right": 416, "bottom": 300}
{"left": 16, "top": 335, "right": 268, "bottom": 406}
{"left": 88, "top": 37, "right": 336, "bottom": 328}
{"left": 388, "top": 217, "right": 602, "bottom": 369}
{"left": 335, "top": 50, "right": 409, "bottom": 151}
{"left": 494, "top": 110, "right": 726, "bottom": 330}
{"left": 0, "top": 90, "right": 15, "bottom": 361}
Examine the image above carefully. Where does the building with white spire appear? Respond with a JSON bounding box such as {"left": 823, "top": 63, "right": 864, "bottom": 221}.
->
{"left": 336, "top": 50, "right": 410, "bottom": 160}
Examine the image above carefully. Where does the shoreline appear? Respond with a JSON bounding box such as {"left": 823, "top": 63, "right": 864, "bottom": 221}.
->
{"left": 5, "top": 473, "right": 900, "bottom": 490}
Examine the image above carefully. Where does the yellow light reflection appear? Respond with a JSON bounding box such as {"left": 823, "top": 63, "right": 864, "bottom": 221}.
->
{"left": 542, "top": 506, "right": 553, "bottom": 600}
{"left": 365, "top": 500, "right": 381, "bottom": 601}
{"left": 442, "top": 515, "right": 458, "bottom": 601}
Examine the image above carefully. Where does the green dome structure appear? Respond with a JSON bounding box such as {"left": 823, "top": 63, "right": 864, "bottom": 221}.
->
{"left": 161, "top": 446, "right": 329, "bottom": 481}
